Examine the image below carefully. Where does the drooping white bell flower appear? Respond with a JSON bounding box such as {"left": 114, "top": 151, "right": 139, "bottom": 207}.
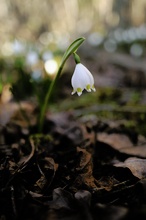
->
{"left": 71, "top": 63, "right": 96, "bottom": 96}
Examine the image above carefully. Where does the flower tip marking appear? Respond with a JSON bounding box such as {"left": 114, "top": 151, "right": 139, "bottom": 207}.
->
{"left": 86, "top": 84, "right": 91, "bottom": 92}
{"left": 77, "top": 87, "right": 82, "bottom": 96}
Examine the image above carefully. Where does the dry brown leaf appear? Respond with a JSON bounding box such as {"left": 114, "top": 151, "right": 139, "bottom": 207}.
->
{"left": 0, "top": 101, "right": 36, "bottom": 126}
{"left": 74, "top": 147, "right": 97, "bottom": 189}
{"left": 36, "top": 157, "right": 58, "bottom": 191}
{"left": 97, "top": 133, "right": 133, "bottom": 150}
{"left": 0, "top": 102, "right": 18, "bottom": 125}
{"left": 114, "top": 157, "right": 146, "bottom": 179}
{"left": 97, "top": 132, "right": 146, "bottom": 158}
{"left": 76, "top": 147, "right": 92, "bottom": 171}
{"left": 119, "top": 145, "right": 146, "bottom": 158}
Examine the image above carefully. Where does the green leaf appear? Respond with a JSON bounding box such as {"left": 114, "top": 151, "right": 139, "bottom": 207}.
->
{"left": 60, "top": 37, "right": 85, "bottom": 67}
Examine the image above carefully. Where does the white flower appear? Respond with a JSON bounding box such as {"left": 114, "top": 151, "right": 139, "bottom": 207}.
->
{"left": 71, "top": 63, "right": 96, "bottom": 96}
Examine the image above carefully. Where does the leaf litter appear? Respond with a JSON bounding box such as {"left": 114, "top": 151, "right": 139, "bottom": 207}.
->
{"left": 1, "top": 106, "right": 146, "bottom": 219}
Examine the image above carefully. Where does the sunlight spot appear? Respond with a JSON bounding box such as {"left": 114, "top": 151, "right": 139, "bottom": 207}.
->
{"left": 44, "top": 59, "right": 58, "bottom": 76}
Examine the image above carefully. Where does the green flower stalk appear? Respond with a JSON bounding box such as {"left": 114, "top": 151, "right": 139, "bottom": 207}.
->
{"left": 38, "top": 37, "right": 85, "bottom": 132}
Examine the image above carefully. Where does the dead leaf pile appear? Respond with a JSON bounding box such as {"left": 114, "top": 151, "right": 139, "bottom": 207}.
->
{"left": 0, "top": 112, "right": 146, "bottom": 219}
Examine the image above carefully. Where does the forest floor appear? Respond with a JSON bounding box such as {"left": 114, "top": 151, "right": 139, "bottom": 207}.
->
{"left": 1, "top": 51, "right": 146, "bottom": 220}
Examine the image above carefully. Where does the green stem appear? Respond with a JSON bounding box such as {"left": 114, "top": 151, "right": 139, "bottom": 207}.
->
{"left": 73, "top": 53, "right": 81, "bottom": 64}
{"left": 38, "top": 66, "right": 62, "bottom": 132}
{"left": 38, "top": 37, "right": 85, "bottom": 132}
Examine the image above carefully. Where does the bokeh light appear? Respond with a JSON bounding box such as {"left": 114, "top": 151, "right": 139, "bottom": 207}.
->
{"left": 44, "top": 59, "right": 58, "bottom": 76}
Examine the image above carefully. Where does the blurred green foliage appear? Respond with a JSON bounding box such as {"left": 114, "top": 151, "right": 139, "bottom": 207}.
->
{"left": 10, "top": 57, "right": 33, "bottom": 100}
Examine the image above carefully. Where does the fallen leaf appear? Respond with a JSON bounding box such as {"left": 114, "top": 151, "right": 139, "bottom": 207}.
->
{"left": 74, "top": 190, "right": 91, "bottom": 205}
{"left": 119, "top": 145, "right": 146, "bottom": 158}
{"left": 97, "top": 133, "right": 133, "bottom": 150}
{"left": 51, "top": 188, "right": 73, "bottom": 210}
{"left": 75, "top": 147, "right": 97, "bottom": 189}
{"left": 0, "top": 102, "right": 18, "bottom": 126}
{"left": 114, "top": 157, "right": 146, "bottom": 179}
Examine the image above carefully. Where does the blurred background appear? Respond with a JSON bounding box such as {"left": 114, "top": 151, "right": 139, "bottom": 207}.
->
{"left": 1, "top": 0, "right": 146, "bottom": 49}
{"left": 1, "top": 0, "right": 146, "bottom": 45}
{"left": 1, "top": 0, "right": 146, "bottom": 125}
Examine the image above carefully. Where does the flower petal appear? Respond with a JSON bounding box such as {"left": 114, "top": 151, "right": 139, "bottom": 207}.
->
{"left": 71, "top": 63, "right": 96, "bottom": 96}
{"left": 86, "top": 84, "right": 91, "bottom": 92}
{"left": 77, "top": 88, "right": 82, "bottom": 96}
{"left": 91, "top": 85, "right": 96, "bottom": 92}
